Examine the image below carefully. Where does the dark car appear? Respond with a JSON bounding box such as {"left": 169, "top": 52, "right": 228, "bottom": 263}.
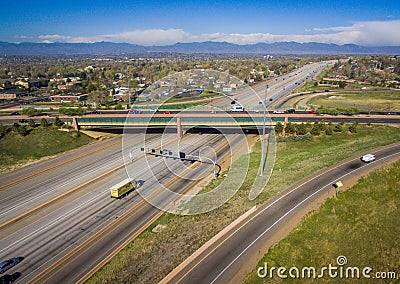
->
{"left": 285, "top": 109, "right": 296, "bottom": 114}
{"left": 0, "top": 272, "right": 21, "bottom": 284}
{"left": 10, "top": 112, "right": 20, "bottom": 116}
{"left": 0, "top": 257, "right": 23, "bottom": 274}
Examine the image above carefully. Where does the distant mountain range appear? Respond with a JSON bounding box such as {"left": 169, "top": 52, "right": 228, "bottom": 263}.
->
{"left": 0, "top": 41, "right": 399, "bottom": 55}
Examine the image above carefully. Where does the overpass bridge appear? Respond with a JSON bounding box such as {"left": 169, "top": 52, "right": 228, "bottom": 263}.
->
{"left": 73, "top": 113, "right": 285, "bottom": 136}
{"left": 71, "top": 113, "right": 400, "bottom": 137}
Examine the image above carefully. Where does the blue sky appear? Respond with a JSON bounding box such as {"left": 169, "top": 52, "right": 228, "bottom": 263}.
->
{"left": 1, "top": 0, "right": 400, "bottom": 46}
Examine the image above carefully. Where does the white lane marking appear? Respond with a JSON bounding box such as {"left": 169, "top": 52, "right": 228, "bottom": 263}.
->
{"left": 209, "top": 151, "right": 400, "bottom": 283}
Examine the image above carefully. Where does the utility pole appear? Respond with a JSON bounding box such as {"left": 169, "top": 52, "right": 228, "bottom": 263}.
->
{"left": 127, "top": 65, "right": 131, "bottom": 109}
{"left": 260, "top": 55, "right": 271, "bottom": 176}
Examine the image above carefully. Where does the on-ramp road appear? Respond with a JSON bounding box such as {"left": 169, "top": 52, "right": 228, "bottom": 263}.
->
{"left": 162, "top": 143, "right": 400, "bottom": 284}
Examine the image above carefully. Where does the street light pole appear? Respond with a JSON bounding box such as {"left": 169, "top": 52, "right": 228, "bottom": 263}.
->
{"left": 260, "top": 55, "right": 271, "bottom": 176}
{"left": 186, "top": 154, "right": 217, "bottom": 178}
{"left": 126, "top": 65, "right": 131, "bottom": 110}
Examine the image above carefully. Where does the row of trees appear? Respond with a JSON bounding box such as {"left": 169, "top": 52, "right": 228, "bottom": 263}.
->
{"left": 275, "top": 121, "right": 358, "bottom": 136}
{"left": 0, "top": 117, "right": 63, "bottom": 138}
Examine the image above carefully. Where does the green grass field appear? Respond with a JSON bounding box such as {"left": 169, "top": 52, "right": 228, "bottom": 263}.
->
{"left": 0, "top": 126, "right": 93, "bottom": 170}
{"left": 307, "top": 91, "right": 400, "bottom": 112}
{"left": 87, "top": 125, "right": 400, "bottom": 284}
{"left": 243, "top": 161, "right": 400, "bottom": 283}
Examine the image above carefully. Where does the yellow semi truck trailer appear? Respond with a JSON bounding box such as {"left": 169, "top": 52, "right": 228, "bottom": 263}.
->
{"left": 110, "top": 178, "right": 137, "bottom": 198}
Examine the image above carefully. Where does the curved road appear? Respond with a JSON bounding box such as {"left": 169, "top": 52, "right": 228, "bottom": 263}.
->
{"left": 162, "top": 143, "right": 400, "bottom": 284}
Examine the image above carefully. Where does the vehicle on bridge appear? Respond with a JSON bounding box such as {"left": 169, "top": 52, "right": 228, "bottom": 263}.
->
{"left": 230, "top": 105, "right": 245, "bottom": 112}
{"left": 110, "top": 178, "right": 137, "bottom": 199}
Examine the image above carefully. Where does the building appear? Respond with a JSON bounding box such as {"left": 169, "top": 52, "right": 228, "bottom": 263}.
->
{"left": 0, "top": 89, "right": 23, "bottom": 100}
{"left": 51, "top": 93, "right": 87, "bottom": 103}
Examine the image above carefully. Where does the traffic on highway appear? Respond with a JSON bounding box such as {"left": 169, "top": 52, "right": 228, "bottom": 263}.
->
{"left": 0, "top": 59, "right": 398, "bottom": 284}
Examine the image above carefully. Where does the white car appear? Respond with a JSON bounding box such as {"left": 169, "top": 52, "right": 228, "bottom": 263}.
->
{"left": 361, "top": 154, "right": 375, "bottom": 163}
{"left": 231, "top": 106, "right": 245, "bottom": 112}
{"left": 273, "top": 110, "right": 285, "bottom": 114}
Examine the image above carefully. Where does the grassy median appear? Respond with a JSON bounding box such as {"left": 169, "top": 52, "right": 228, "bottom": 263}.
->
{"left": 87, "top": 125, "right": 400, "bottom": 284}
{"left": 243, "top": 161, "right": 400, "bottom": 283}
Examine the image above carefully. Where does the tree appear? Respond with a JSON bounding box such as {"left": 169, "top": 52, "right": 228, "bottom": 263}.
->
{"left": 54, "top": 116, "right": 62, "bottom": 127}
{"left": 0, "top": 123, "right": 6, "bottom": 139}
{"left": 325, "top": 127, "right": 333, "bottom": 136}
{"left": 296, "top": 123, "right": 308, "bottom": 135}
{"left": 333, "top": 124, "right": 342, "bottom": 132}
{"left": 17, "top": 125, "right": 29, "bottom": 136}
{"left": 284, "top": 122, "right": 296, "bottom": 135}
{"left": 11, "top": 123, "right": 20, "bottom": 132}
{"left": 41, "top": 118, "right": 49, "bottom": 127}
{"left": 28, "top": 119, "right": 36, "bottom": 128}
{"left": 310, "top": 125, "right": 320, "bottom": 136}
{"left": 275, "top": 122, "right": 284, "bottom": 135}
{"left": 349, "top": 122, "right": 358, "bottom": 133}
{"left": 316, "top": 120, "right": 327, "bottom": 132}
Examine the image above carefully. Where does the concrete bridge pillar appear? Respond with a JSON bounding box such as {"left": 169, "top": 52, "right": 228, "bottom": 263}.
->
{"left": 72, "top": 116, "right": 79, "bottom": 131}
{"left": 177, "top": 117, "right": 182, "bottom": 138}
{"left": 284, "top": 115, "right": 289, "bottom": 128}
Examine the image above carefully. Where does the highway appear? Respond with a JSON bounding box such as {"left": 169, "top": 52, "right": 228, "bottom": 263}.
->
{"left": 0, "top": 58, "right": 397, "bottom": 284}
{"left": 162, "top": 143, "right": 400, "bottom": 284}
{"left": 207, "top": 61, "right": 330, "bottom": 109}
{"left": 0, "top": 129, "right": 249, "bottom": 283}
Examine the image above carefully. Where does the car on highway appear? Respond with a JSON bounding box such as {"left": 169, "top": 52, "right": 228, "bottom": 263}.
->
{"left": 128, "top": 109, "right": 141, "bottom": 114}
{"left": 163, "top": 111, "right": 172, "bottom": 114}
{"left": 10, "top": 111, "right": 20, "bottom": 115}
{"left": 361, "top": 154, "right": 375, "bottom": 163}
{"left": 0, "top": 272, "right": 21, "bottom": 283}
{"left": 285, "top": 108, "right": 296, "bottom": 114}
{"left": 149, "top": 108, "right": 158, "bottom": 113}
{"left": 273, "top": 110, "right": 285, "bottom": 114}
{"left": 0, "top": 257, "right": 23, "bottom": 274}
{"left": 309, "top": 109, "right": 319, "bottom": 114}
{"left": 230, "top": 106, "right": 245, "bottom": 112}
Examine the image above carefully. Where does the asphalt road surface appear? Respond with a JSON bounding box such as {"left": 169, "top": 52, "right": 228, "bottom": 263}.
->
{"left": 162, "top": 143, "right": 400, "bottom": 284}
{"left": 0, "top": 130, "right": 248, "bottom": 283}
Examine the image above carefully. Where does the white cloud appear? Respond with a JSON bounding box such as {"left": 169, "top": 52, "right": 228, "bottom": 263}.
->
{"left": 37, "top": 20, "right": 400, "bottom": 46}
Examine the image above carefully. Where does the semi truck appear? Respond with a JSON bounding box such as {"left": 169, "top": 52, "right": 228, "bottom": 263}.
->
{"left": 110, "top": 178, "right": 137, "bottom": 198}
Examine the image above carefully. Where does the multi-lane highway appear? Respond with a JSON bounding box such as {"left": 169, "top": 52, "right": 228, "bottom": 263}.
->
{"left": 0, "top": 59, "right": 398, "bottom": 284}
{"left": 0, "top": 129, "right": 249, "bottom": 283}
{"left": 162, "top": 143, "right": 400, "bottom": 284}
{"left": 207, "top": 61, "right": 330, "bottom": 108}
